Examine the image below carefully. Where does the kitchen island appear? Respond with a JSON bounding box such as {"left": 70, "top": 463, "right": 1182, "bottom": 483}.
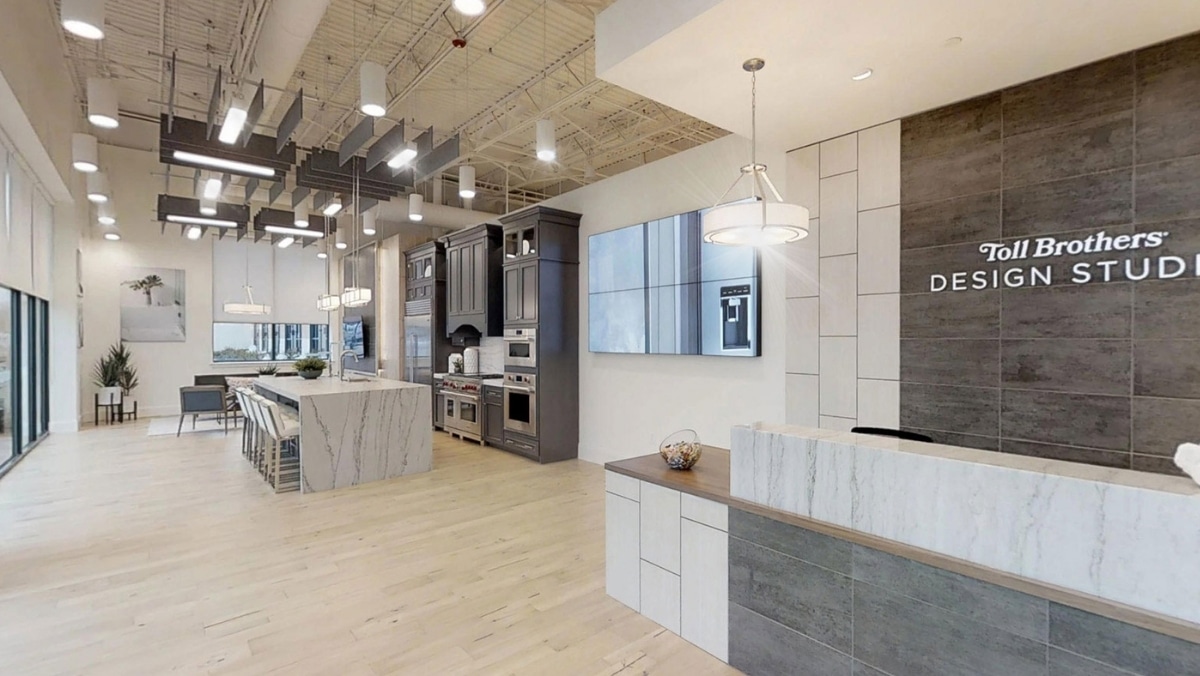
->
{"left": 254, "top": 376, "right": 432, "bottom": 493}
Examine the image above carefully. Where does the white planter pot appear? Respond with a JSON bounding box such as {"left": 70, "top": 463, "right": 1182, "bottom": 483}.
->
{"left": 99, "top": 387, "right": 122, "bottom": 405}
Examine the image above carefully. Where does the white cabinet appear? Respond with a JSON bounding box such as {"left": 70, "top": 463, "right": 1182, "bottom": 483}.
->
{"left": 640, "top": 560, "right": 681, "bottom": 634}
{"left": 682, "top": 518, "right": 729, "bottom": 661}
{"left": 605, "top": 482, "right": 641, "bottom": 611}
{"left": 639, "top": 482, "right": 681, "bottom": 574}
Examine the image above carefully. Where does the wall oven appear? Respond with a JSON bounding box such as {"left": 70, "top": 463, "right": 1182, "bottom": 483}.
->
{"left": 503, "top": 373, "right": 537, "bottom": 436}
{"left": 503, "top": 328, "right": 537, "bottom": 369}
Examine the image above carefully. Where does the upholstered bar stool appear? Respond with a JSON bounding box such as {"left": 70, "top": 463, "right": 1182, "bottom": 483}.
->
{"left": 247, "top": 393, "right": 273, "bottom": 477}
{"left": 259, "top": 399, "right": 300, "bottom": 492}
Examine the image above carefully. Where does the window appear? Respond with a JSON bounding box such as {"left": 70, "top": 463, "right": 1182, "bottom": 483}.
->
{"left": 212, "top": 322, "right": 330, "bottom": 363}
{"left": 0, "top": 287, "right": 49, "bottom": 478}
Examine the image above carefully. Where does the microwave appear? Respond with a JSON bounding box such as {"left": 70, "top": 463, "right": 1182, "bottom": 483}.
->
{"left": 503, "top": 328, "right": 536, "bottom": 368}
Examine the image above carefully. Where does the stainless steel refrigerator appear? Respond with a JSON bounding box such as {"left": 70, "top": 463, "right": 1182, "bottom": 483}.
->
{"left": 404, "top": 313, "right": 433, "bottom": 386}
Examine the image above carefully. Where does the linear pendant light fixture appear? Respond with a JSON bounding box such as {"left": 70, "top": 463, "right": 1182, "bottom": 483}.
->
{"left": 701, "top": 58, "right": 809, "bottom": 247}
{"left": 171, "top": 151, "right": 275, "bottom": 178}
{"left": 86, "top": 171, "right": 110, "bottom": 203}
{"left": 387, "top": 141, "right": 418, "bottom": 169}
{"left": 61, "top": 0, "right": 105, "bottom": 40}
{"left": 203, "top": 175, "right": 223, "bottom": 200}
{"left": 167, "top": 214, "right": 238, "bottom": 228}
{"left": 360, "top": 62, "right": 387, "bottom": 117}
{"left": 263, "top": 225, "right": 324, "bottom": 238}
{"left": 87, "top": 78, "right": 119, "bottom": 129}
{"left": 72, "top": 133, "right": 99, "bottom": 172}
{"left": 323, "top": 198, "right": 343, "bottom": 216}
{"left": 218, "top": 99, "right": 248, "bottom": 144}
{"left": 224, "top": 245, "right": 270, "bottom": 315}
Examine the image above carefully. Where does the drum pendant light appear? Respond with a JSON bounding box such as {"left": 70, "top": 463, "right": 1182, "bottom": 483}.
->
{"left": 459, "top": 165, "right": 476, "bottom": 199}
{"left": 61, "top": 0, "right": 105, "bottom": 40}
{"left": 408, "top": 193, "right": 424, "bottom": 221}
{"left": 535, "top": 119, "right": 556, "bottom": 162}
{"left": 72, "top": 133, "right": 99, "bottom": 172}
{"left": 87, "top": 77, "right": 119, "bottom": 129}
{"left": 360, "top": 62, "right": 387, "bottom": 117}
{"left": 452, "top": 0, "right": 486, "bottom": 16}
{"left": 294, "top": 201, "right": 309, "bottom": 228}
{"left": 701, "top": 58, "right": 809, "bottom": 247}
{"left": 362, "top": 209, "right": 376, "bottom": 236}
{"left": 86, "top": 171, "right": 110, "bottom": 203}
{"left": 335, "top": 221, "right": 347, "bottom": 249}
{"left": 97, "top": 202, "right": 115, "bottom": 226}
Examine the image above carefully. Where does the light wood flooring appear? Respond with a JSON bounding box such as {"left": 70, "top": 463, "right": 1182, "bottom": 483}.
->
{"left": 0, "top": 421, "right": 740, "bottom": 675}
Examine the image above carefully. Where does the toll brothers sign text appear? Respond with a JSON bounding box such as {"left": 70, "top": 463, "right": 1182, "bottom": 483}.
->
{"left": 929, "top": 230, "right": 1186, "bottom": 292}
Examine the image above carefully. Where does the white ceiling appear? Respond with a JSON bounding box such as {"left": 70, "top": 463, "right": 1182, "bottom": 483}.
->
{"left": 598, "top": 0, "right": 1200, "bottom": 152}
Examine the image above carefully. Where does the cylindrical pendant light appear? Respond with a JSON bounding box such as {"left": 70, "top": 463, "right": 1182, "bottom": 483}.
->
{"left": 536, "top": 118, "right": 556, "bottom": 161}
{"left": 86, "top": 171, "right": 110, "bottom": 203}
{"left": 360, "top": 62, "right": 387, "bottom": 117}
{"left": 199, "top": 198, "right": 217, "bottom": 216}
{"left": 97, "top": 202, "right": 115, "bottom": 225}
{"left": 408, "top": 193, "right": 424, "bottom": 222}
{"left": 459, "top": 165, "right": 476, "bottom": 199}
{"left": 294, "top": 201, "right": 309, "bottom": 227}
{"left": 335, "top": 222, "right": 347, "bottom": 249}
{"left": 362, "top": 209, "right": 377, "bottom": 236}
{"left": 72, "top": 133, "right": 99, "bottom": 172}
{"left": 102, "top": 222, "right": 121, "bottom": 241}
{"left": 186, "top": 226, "right": 203, "bottom": 241}
{"left": 317, "top": 240, "right": 328, "bottom": 260}
{"left": 61, "top": 0, "right": 105, "bottom": 40}
{"left": 87, "top": 77, "right": 119, "bottom": 129}
{"left": 453, "top": 0, "right": 486, "bottom": 16}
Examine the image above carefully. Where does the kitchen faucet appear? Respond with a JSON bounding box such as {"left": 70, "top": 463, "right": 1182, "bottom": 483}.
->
{"left": 339, "top": 349, "right": 361, "bottom": 382}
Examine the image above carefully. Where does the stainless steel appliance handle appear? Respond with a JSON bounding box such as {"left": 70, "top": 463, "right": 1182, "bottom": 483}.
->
{"left": 503, "top": 336, "right": 533, "bottom": 342}
{"left": 504, "top": 386, "right": 534, "bottom": 394}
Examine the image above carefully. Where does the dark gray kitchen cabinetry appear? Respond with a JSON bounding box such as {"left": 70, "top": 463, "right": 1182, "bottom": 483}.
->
{"left": 483, "top": 385, "right": 504, "bottom": 447}
{"left": 503, "top": 260, "right": 539, "bottom": 325}
{"left": 443, "top": 224, "right": 502, "bottom": 337}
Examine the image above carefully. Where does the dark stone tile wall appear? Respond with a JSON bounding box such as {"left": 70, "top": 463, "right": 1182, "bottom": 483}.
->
{"left": 899, "top": 31, "right": 1200, "bottom": 475}
{"left": 728, "top": 507, "right": 1200, "bottom": 676}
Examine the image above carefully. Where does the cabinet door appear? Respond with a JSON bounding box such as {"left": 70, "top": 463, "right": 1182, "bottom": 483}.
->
{"left": 520, "top": 261, "right": 538, "bottom": 323}
{"left": 447, "top": 246, "right": 462, "bottom": 315}
{"left": 471, "top": 239, "right": 487, "bottom": 314}
{"left": 504, "top": 265, "right": 522, "bottom": 323}
{"left": 681, "top": 518, "right": 728, "bottom": 661}
{"left": 484, "top": 401, "right": 504, "bottom": 445}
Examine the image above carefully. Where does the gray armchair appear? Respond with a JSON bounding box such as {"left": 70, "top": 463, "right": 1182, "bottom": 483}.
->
{"left": 178, "top": 385, "right": 228, "bottom": 436}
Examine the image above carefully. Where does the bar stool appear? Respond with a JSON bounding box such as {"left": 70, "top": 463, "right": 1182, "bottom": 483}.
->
{"left": 246, "top": 393, "right": 273, "bottom": 477}
{"left": 233, "top": 388, "right": 255, "bottom": 460}
{"left": 259, "top": 399, "right": 300, "bottom": 492}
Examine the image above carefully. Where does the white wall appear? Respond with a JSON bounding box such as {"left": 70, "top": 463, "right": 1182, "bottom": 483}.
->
{"left": 543, "top": 134, "right": 787, "bottom": 465}
{"left": 783, "top": 121, "right": 901, "bottom": 431}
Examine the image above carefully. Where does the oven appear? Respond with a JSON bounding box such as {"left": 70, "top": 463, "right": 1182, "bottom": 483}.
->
{"left": 503, "top": 328, "right": 537, "bottom": 369}
{"left": 442, "top": 380, "right": 482, "bottom": 441}
{"left": 503, "top": 373, "right": 537, "bottom": 436}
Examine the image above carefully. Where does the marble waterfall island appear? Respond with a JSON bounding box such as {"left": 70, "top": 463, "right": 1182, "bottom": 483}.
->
{"left": 730, "top": 423, "right": 1200, "bottom": 627}
{"left": 254, "top": 377, "right": 432, "bottom": 493}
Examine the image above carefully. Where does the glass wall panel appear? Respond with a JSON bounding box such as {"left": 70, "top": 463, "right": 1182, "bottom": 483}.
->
{"left": 0, "top": 289, "right": 11, "bottom": 462}
{"left": 18, "top": 295, "right": 31, "bottom": 448}
{"left": 212, "top": 322, "right": 330, "bottom": 363}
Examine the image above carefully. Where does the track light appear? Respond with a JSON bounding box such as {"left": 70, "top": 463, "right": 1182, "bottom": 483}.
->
{"left": 362, "top": 209, "right": 377, "bottom": 236}
{"left": 218, "top": 100, "right": 247, "bottom": 144}
{"left": 387, "top": 141, "right": 418, "bottom": 169}
{"left": 459, "top": 165, "right": 476, "bottom": 199}
{"left": 203, "top": 176, "right": 222, "bottom": 200}
{"left": 86, "top": 172, "right": 110, "bottom": 203}
{"left": 97, "top": 202, "right": 115, "bottom": 226}
{"left": 199, "top": 199, "right": 217, "bottom": 216}
{"left": 409, "top": 193, "right": 424, "bottom": 222}
{"left": 323, "top": 199, "right": 343, "bottom": 217}
{"left": 276, "top": 236, "right": 295, "bottom": 249}
{"left": 171, "top": 151, "right": 275, "bottom": 178}
{"left": 61, "top": 0, "right": 105, "bottom": 40}
{"left": 453, "top": 0, "right": 486, "bottom": 16}
{"left": 87, "top": 78, "right": 119, "bottom": 129}
{"left": 360, "top": 62, "right": 387, "bottom": 117}
{"left": 186, "top": 226, "right": 203, "bottom": 240}
{"left": 536, "top": 119, "right": 556, "bottom": 161}
{"left": 72, "top": 133, "right": 98, "bottom": 172}
{"left": 294, "top": 201, "right": 309, "bottom": 227}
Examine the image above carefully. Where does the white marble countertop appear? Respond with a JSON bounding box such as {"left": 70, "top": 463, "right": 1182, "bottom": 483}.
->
{"left": 744, "top": 422, "right": 1199, "bottom": 496}
{"left": 254, "top": 376, "right": 427, "bottom": 399}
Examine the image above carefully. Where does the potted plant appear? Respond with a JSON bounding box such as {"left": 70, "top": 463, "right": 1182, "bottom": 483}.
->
{"left": 294, "top": 357, "right": 327, "bottom": 380}
{"left": 124, "top": 274, "right": 164, "bottom": 306}
{"left": 93, "top": 342, "right": 138, "bottom": 404}
{"left": 257, "top": 365, "right": 278, "bottom": 377}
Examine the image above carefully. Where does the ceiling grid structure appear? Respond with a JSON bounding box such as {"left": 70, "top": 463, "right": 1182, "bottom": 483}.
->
{"left": 54, "top": 0, "right": 727, "bottom": 212}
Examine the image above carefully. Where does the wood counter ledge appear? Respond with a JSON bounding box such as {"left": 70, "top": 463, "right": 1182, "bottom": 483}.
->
{"left": 605, "top": 447, "right": 1200, "bottom": 646}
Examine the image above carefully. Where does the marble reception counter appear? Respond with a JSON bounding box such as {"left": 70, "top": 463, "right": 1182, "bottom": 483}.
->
{"left": 730, "top": 424, "right": 1200, "bottom": 626}
{"left": 254, "top": 377, "right": 432, "bottom": 493}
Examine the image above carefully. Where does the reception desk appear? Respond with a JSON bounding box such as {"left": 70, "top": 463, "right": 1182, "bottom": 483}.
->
{"left": 605, "top": 425, "right": 1200, "bottom": 676}
{"left": 254, "top": 376, "right": 432, "bottom": 493}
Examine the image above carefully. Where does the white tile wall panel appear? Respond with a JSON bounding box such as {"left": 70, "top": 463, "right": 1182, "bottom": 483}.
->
{"left": 820, "top": 133, "right": 858, "bottom": 177}
{"left": 786, "top": 145, "right": 821, "bottom": 218}
{"left": 858, "top": 206, "right": 900, "bottom": 295}
{"left": 819, "top": 172, "right": 858, "bottom": 256}
{"left": 858, "top": 293, "right": 900, "bottom": 381}
{"left": 819, "top": 255, "right": 857, "bottom": 337}
{"left": 857, "top": 121, "right": 901, "bottom": 210}
{"left": 786, "top": 297, "right": 819, "bottom": 374}
{"left": 786, "top": 374, "right": 820, "bottom": 427}
{"left": 819, "top": 337, "right": 857, "bottom": 418}
{"left": 858, "top": 379, "right": 901, "bottom": 429}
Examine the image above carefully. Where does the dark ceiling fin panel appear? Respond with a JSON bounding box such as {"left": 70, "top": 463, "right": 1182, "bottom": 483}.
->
{"left": 241, "top": 80, "right": 265, "bottom": 147}
{"left": 268, "top": 180, "right": 285, "bottom": 205}
{"left": 277, "top": 88, "right": 304, "bottom": 155}
{"left": 206, "top": 66, "right": 222, "bottom": 141}
{"left": 366, "top": 120, "right": 405, "bottom": 171}
{"left": 415, "top": 134, "right": 461, "bottom": 184}
{"left": 340, "top": 116, "right": 376, "bottom": 166}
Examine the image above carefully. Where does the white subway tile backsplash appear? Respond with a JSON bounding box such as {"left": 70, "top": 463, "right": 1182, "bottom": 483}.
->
{"left": 819, "top": 255, "right": 857, "bottom": 336}
{"left": 858, "top": 206, "right": 900, "bottom": 295}
{"left": 820, "top": 133, "right": 857, "bottom": 177}
{"left": 858, "top": 379, "right": 900, "bottom": 429}
{"left": 819, "top": 415, "right": 857, "bottom": 432}
{"left": 785, "top": 218, "right": 820, "bottom": 298}
{"left": 820, "top": 337, "right": 857, "bottom": 418}
{"left": 820, "top": 173, "right": 858, "bottom": 256}
{"left": 858, "top": 293, "right": 900, "bottom": 380}
{"left": 786, "top": 145, "right": 820, "bottom": 219}
{"left": 786, "top": 297, "right": 819, "bottom": 374}
{"left": 786, "top": 374, "right": 820, "bottom": 427}
{"left": 857, "top": 121, "right": 901, "bottom": 210}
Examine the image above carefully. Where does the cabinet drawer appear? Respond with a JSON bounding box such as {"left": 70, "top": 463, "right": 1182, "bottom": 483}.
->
{"left": 503, "top": 432, "right": 539, "bottom": 459}
{"left": 483, "top": 388, "right": 503, "bottom": 404}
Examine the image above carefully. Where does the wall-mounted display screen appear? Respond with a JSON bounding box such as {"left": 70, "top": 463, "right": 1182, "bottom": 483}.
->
{"left": 588, "top": 210, "right": 760, "bottom": 357}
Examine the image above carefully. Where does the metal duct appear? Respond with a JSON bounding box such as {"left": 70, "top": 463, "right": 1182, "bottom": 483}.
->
{"left": 249, "top": 0, "right": 331, "bottom": 124}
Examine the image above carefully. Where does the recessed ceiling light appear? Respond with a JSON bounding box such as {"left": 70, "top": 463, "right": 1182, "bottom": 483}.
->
{"left": 851, "top": 69, "right": 873, "bottom": 81}
{"left": 944, "top": 36, "right": 963, "bottom": 48}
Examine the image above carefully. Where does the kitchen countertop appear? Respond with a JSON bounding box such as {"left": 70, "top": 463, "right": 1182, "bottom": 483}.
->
{"left": 254, "top": 376, "right": 426, "bottom": 399}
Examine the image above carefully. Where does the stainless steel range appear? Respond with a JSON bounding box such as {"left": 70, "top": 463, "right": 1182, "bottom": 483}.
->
{"left": 440, "top": 373, "right": 502, "bottom": 443}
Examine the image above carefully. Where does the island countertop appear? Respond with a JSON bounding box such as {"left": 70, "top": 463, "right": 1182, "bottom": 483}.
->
{"left": 254, "top": 375, "right": 427, "bottom": 400}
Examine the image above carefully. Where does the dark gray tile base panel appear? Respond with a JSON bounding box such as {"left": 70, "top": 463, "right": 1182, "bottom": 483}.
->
{"left": 729, "top": 507, "right": 1200, "bottom": 676}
